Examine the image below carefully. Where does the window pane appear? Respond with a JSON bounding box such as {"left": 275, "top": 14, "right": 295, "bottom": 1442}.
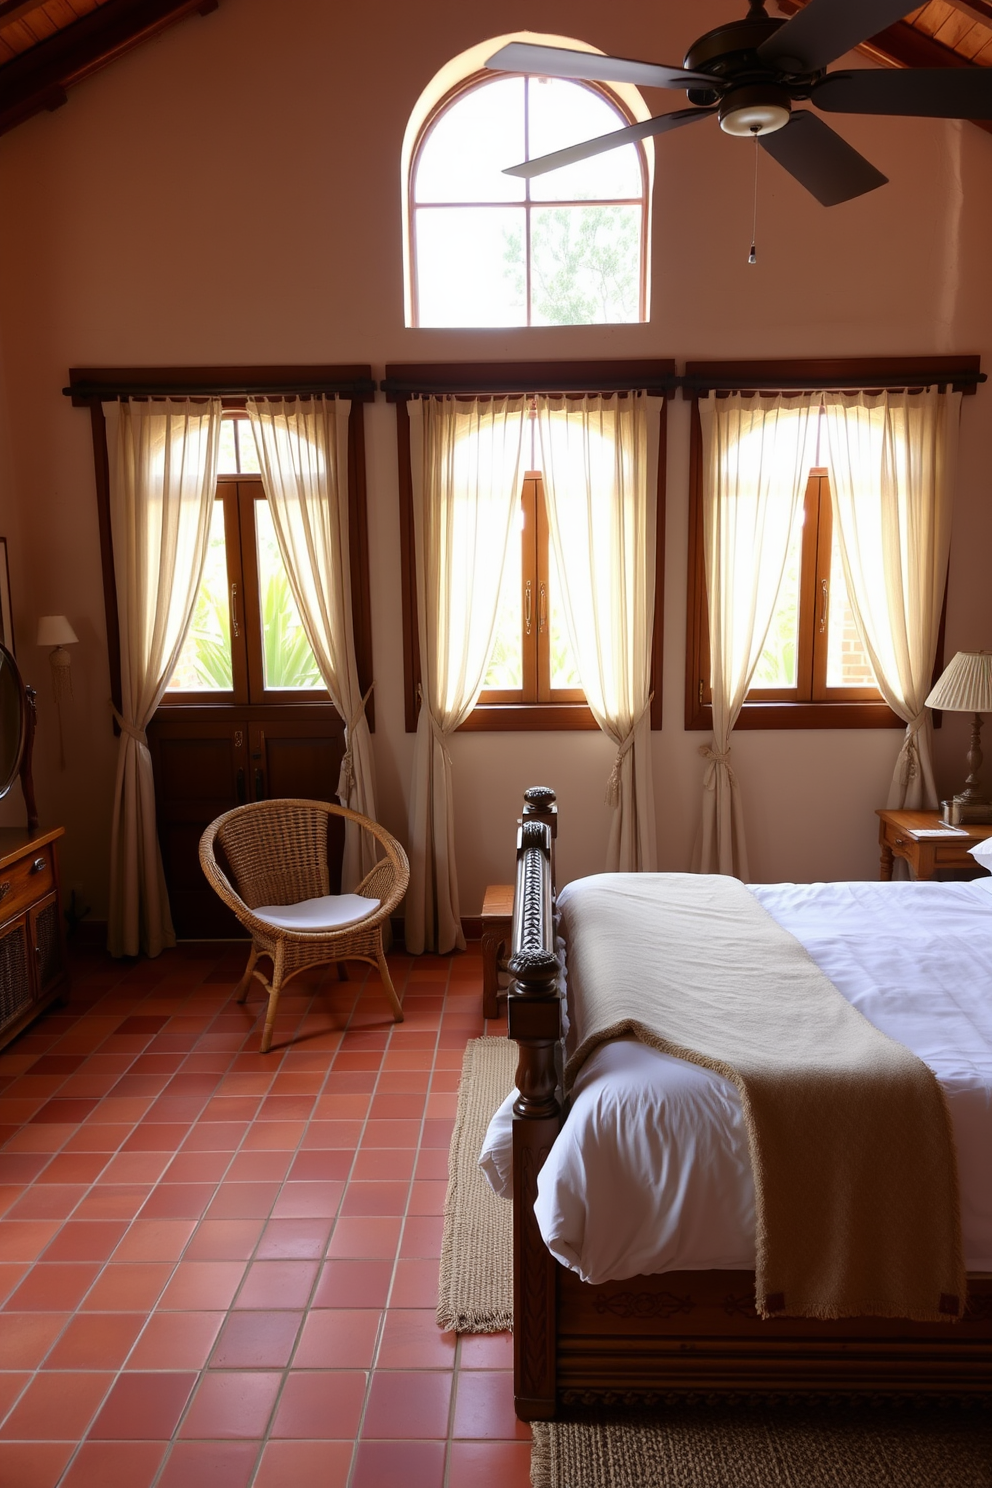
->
{"left": 217, "top": 419, "right": 238, "bottom": 474}
{"left": 166, "top": 502, "right": 233, "bottom": 692}
{"left": 415, "top": 207, "right": 527, "bottom": 327}
{"left": 235, "top": 420, "right": 261, "bottom": 475}
{"left": 527, "top": 77, "right": 642, "bottom": 202}
{"left": 826, "top": 528, "right": 876, "bottom": 688}
{"left": 529, "top": 206, "right": 641, "bottom": 325}
{"left": 483, "top": 509, "right": 523, "bottom": 690}
{"left": 751, "top": 508, "right": 802, "bottom": 689}
{"left": 547, "top": 541, "right": 581, "bottom": 690}
{"left": 254, "top": 502, "right": 323, "bottom": 691}
{"left": 416, "top": 77, "right": 526, "bottom": 203}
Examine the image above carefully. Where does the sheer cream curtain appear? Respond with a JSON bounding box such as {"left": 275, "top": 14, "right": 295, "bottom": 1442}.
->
{"left": 105, "top": 398, "right": 223, "bottom": 957}
{"left": 406, "top": 396, "right": 527, "bottom": 954}
{"left": 535, "top": 392, "right": 661, "bottom": 872}
{"left": 247, "top": 395, "right": 377, "bottom": 888}
{"left": 695, "top": 392, "right": 819, "bottom": 878}
{"left": 821, "top": 387, "right": 961, "bottom": 810}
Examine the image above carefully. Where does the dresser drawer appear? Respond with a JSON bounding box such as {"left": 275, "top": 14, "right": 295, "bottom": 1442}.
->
{"left": 0, "top": 846, "right": 54, "bottom": 922}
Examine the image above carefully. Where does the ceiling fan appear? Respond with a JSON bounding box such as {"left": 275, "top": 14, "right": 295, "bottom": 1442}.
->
{"left": 485, "top": 0, "right": 992, "bottom": 206}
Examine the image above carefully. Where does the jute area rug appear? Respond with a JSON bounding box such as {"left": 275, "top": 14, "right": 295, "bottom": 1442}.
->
{"left": 438, "top": 1037, "right": 992, "bottom": 1487}
{"left": 436, "top": 1035, "right": 514, "bottom": 1333}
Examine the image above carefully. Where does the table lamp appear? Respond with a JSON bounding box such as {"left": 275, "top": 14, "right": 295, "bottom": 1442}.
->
{"left": 925, "top": 650, "right": 992, "bottom": 825}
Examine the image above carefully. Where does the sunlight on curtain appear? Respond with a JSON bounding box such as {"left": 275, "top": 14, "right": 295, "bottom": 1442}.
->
{"left": 106, "top": 398, "right": 223, "bottom": 957}
{"left": 535, "top": 392, "right": 661, "bottom": 871}
{"left": 246, "top": 397, "right": 378, "bottom": 888}
{"left": 696, "top": 393, "right": 820, "bottom": 878}
{"left": 406, "top": 396, "right": 527, "bottom": 953}
{"left": 821, "top": 388, "right": 961, "bottom": 810}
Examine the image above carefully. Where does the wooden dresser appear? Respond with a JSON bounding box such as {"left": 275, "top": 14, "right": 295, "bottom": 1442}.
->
{"left": 0, "top": 826, "right": 68, "bottom": 1052}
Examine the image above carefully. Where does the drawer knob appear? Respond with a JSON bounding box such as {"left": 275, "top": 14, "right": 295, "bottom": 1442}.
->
{"left": 0, "top": 882, "right": 9, "bottom": 901}
{"left": 894, "top": 837, "right": 905, "bottom": 846}
{"left": 28, "top": 857, "right": 46, "bottom": 875}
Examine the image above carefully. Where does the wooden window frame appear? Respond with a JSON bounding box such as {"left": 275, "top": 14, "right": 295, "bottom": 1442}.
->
{"left": 68, "top": 366, "right": 376, "bottom": 731}
{"left": 408, "top": 70, "right": 650, "bottom": 329}
{"left": 160, "top": 472, "right": 336, "bottom": 708}
{"left": 682, "top": 359, "right": 974, "bottom": 731}
{"left": 386, "top": 359, "right": 675, "bottom": 733}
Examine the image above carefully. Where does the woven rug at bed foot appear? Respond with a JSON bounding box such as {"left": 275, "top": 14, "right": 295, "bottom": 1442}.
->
{"left": 531, "top": 1405, "right": 992, "bottom": 1488}
{"left": 436, "top": 1035, "right": 514, "bottom": 1333}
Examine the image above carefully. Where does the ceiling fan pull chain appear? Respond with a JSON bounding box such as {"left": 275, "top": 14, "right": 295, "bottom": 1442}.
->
{"left": 748, "top": 127, "right": 759, "bottom": 265}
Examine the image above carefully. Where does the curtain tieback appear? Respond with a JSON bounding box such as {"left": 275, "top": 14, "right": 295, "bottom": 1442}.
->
{"left": 698, "top": 742, "right": 735, "bottom": 791}
{"left": 418, "top": 685, "right": 453, "bottom": 768}
{"left": 605, "top": 693, "right": 654, "bottom": 807}
{"left": 896, "top": 709, "right": 929, "bottom": 786}
{"left": 110, "top": 702, "right": 148, "bottom": 747}
{"left": 337, "top": 681, "right": 375, "bottom": 804}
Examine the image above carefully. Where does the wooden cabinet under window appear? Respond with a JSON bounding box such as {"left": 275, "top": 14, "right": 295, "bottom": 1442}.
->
{"left": 148, "top": 708, "right": 346, "bottom": 938}
{"left": 0, "top": 826, "right": 68, "bottom": 1051}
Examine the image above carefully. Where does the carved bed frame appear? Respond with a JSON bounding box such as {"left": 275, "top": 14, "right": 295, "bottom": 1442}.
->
{"left": 506, "top": 786, "right": 992, "bottom": 1421}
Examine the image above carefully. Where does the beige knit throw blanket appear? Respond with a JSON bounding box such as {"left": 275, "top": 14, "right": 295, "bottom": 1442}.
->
{"left": 560, "top": 873, "right": 965, "bottom": 1323}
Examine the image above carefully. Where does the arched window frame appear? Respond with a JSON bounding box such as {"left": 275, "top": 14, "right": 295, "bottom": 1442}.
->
{"left": 403, "top": 41, "right": 653, "bottom": 329}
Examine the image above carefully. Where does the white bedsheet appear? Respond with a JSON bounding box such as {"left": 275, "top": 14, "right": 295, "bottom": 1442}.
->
{"left": 479, "top": 877, "right": 992, "bottom": 1283}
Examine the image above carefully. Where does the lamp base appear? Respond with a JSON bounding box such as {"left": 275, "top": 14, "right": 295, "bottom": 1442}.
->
{"left": 940, "top": 797, "right": 992, "bottom": 826}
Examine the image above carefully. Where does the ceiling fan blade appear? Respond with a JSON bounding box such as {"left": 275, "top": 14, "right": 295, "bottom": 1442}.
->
{"left": 757, "top": 0, "right": 921, "bottom": 73}
{"left": 759, "top": 111, "right": 888, "bottom": 205}
{"left": 502, "top": 106, "right": 716, "bottom": 179}
{"left": 485, "top": 42, "right": 718, "bottom": 93}
{"left": 814, "top": 67, "right": 992, "bottom": 118}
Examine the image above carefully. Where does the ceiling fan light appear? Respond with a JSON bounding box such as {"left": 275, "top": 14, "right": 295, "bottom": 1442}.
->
{"left": 719, "top": 86, "right": 791, "bottom": 136}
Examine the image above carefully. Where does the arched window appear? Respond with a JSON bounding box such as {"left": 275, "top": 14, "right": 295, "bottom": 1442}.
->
{"left": 407, "top": 53, "right": 650, "bottom": 328}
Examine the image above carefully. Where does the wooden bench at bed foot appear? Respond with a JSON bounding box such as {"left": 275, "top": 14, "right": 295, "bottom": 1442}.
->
{"left": 481, "top": 883, "right": 513, "bottom": 1019}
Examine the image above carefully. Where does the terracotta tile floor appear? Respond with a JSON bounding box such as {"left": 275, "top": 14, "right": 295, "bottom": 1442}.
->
{"left": 0, "top": 941, "right": 531, "bottom": 1488}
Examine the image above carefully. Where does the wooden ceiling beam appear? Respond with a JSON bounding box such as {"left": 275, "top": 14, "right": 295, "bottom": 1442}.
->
{"left": 775, "top": 0, "right": 992, "bottom": 137}
{"left": 0, "top": 0, "right": 218, "bottom": 138}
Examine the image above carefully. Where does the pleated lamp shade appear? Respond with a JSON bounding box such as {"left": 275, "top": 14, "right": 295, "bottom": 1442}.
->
{"left": 925, "top": 651, "right": 992, "bottom": 713}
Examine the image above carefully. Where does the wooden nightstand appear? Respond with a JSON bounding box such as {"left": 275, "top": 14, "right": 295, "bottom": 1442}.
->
{"left": 0, "top": 825, "right": 69, "bottom": 1051}
{"left": 875, "top": 809, "right": 992, "bottom": 881}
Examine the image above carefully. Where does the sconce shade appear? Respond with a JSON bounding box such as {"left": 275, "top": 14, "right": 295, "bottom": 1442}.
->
{"left": 36, "top": 615, "right": 78, "bottom": 648}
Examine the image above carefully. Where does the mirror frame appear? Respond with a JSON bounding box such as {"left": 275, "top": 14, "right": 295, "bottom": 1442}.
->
{"left": 0, "top": 642, "right": 37, "bottom": 830}
{"left": 0, "top": 641, "right": 26, "bottom": 801}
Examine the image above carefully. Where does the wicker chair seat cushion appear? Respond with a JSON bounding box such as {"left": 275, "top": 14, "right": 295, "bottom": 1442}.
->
{"left": 253, "top": 893, "right": 381, "bottom": 932}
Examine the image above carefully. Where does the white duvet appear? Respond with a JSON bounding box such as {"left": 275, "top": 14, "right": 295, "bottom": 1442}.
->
{"left": 479, "top": 878, "right": 992, "bottom": 1283}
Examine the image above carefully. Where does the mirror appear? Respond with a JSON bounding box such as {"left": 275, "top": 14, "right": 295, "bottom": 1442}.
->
{"left": 0, "top": 643, "right": 37, "bottom": 829}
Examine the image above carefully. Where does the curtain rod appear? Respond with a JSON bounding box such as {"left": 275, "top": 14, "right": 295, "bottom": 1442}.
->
{"left": 681, "top": 370, "right": 985, "bottom": 394}
{"left": 380, "top": 377, "right": 679, "bottom": 397}
{"left": 63, "top": 380, "right": 377, "bottom": 401}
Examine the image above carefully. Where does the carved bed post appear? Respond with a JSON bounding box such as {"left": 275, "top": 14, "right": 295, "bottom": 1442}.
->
{"left": 509, "top": 794, "right": 562, "bottom": 1421}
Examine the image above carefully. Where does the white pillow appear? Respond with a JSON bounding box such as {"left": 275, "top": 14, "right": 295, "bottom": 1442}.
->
{"left": 968, "top": 837, "right": 992, "bottom": 872}
{"left": 253, "top": 893, "right": 380, "bottom": 931}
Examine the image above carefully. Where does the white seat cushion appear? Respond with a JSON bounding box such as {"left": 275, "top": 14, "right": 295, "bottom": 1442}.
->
{"left": 253, "top": 893, "right": 380, "bottom": 932}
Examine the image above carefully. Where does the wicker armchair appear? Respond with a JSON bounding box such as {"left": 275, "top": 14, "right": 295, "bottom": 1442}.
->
{"left": 199, "top": 799, "right": 409, "bottom": 1054}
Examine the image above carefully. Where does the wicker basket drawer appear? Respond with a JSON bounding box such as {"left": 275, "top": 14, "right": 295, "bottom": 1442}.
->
{"left": 0, "top": 916, "right": 31, "bottom": 1033}
{"left": 0, "top": 845, "right": 53, "bottom": 923}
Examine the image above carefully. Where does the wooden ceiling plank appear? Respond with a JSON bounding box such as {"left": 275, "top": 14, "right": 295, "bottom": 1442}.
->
{"left": 933, "top": 11, "right": 987, "bottom": 46}
{"left": 909, "top": 0, "right": 954, "bottom": 37}
{"left": 0, "top": 0, "right": 217, "bottom": 136}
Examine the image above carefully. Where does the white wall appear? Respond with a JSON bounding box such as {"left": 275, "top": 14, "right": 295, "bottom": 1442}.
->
{"left": 0, "top": 0, "right": 990, "bottom": 919}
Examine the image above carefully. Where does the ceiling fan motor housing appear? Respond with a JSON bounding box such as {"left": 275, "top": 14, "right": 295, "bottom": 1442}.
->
{"left": 719, "top": 83, "right": 792, "bottom": 135}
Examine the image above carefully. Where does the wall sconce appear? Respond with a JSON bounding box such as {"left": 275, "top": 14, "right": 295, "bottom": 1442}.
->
{"left": 36, "top": 615, "right": 78, "bottom": 768}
